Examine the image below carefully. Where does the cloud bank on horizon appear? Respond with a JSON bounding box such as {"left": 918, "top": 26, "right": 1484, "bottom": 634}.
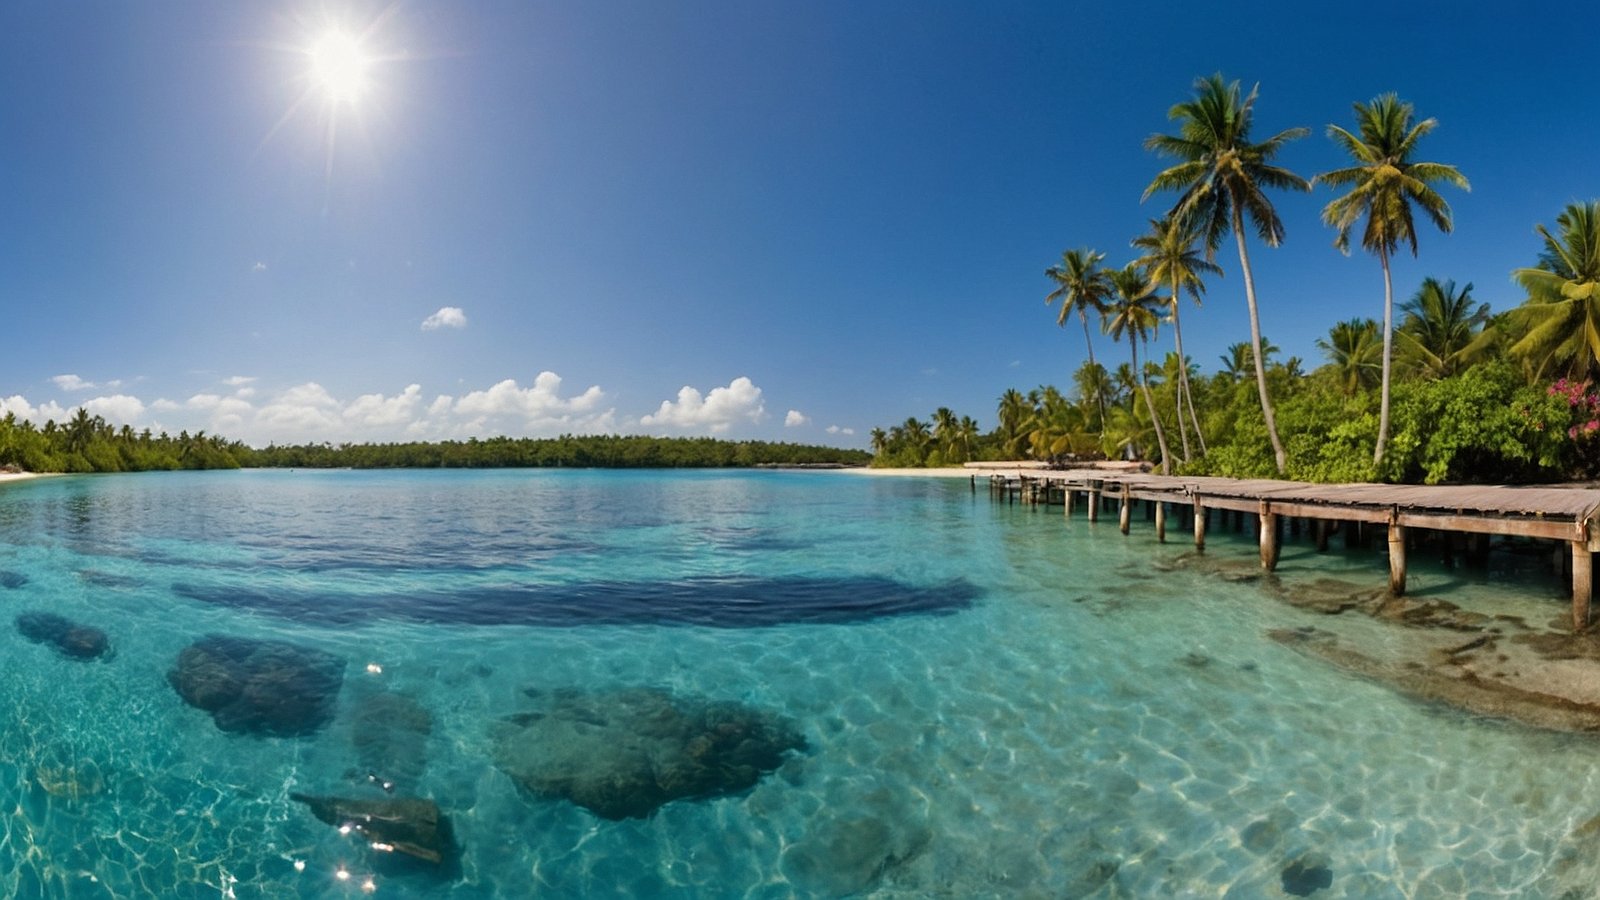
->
{"left": 0, "top": 373, "right": 846, "bottom": 446}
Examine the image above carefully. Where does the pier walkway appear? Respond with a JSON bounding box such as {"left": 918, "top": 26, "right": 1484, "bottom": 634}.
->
{"left": 969, "top": 464, "right": 1600, "bottom": 631}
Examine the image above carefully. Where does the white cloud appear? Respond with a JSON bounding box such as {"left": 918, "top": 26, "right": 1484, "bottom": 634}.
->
{"left": 345, "top": 384, "right": 422, "bottom": 427}
{"left": 256, "top": 383, "right": 342, "bottom": 438}
{"left": 0, "top": 395, "right": 40, "bottom": 421}
{"left": 252, "top": 261, "right": 267, "bottom": 273}
{"left": 421, "top": 306, "right": 468, "bottom": 331}
{"left": 223, "top": 376, "right": 256, "bottom": 387}
{"left": 52, "top": 374, "right": 95, "bottom": 392}
{"left": 641, "top": 377, "right": 765, "bottom": 433}
{"left": 151, "top": 398, "right": 180, "bottom": 412}
{"left": 83, "top": 394, "right": 146, "bottom": 425}
{"left": 826, "top": 425, "right": 856, "bottom": 436}
{"left": 449, "top": 372, "right": 608, "bottom": 435}
{"left": 784, "top": 410, "right": 808, "bottom": 427}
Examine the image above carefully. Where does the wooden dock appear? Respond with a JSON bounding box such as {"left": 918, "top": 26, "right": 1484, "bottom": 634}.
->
{"left": 972, "top": 465, "right": 1600, "bottom": 631}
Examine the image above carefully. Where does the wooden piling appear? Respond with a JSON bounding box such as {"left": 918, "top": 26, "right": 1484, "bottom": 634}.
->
{"left": 1087, "top": 482, "right": 1100, "bottom": 523}
{"left": 1314, "top": 518, "right": 1330, "bottom": 552}
{"left": 1573, "top": 539, "right": 1592, "bottom": 631}
{"left": 1064, "top": 487, "right": 1073, "bottom": 519}
{"left": 1193, "top": 499, "right": 1207, "bottom": 551}
{"left": 1118, "top": 485, "right": 1131, "bottom": 535}
{"left": 1388, "top": 517, "right": 1407, "bottom": 596}
{"left": 1258, "top": 501, "right": 1279, "bottom": 571}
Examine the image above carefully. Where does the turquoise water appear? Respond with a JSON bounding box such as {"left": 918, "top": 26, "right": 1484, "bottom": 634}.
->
{"left": 0, "top": 469, "right": 1597, "bottom": 898}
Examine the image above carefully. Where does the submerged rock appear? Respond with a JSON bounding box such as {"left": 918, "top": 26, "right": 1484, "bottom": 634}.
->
{"left": 1281, "top": 851, "right": 1334, "bottom": 896}
{"left": 492, "top": 686, "right": 806, "bottom": 819}
{"left": 349, "top": 690, "right": 433, "bottom": 791}
{"left": 16, "top": 611, "right": 110, "bottom": 660}
{"left": 781, "top": 788, "right": 931, "bottom": 895}
{"left": 1268, "top": 627, "right": 1600, "bottom": 733}
{"left": 168, "top": 635, "right": 345, "bottom": 737}
{"left": 291, "top": 792, "right": 453, "bottom": 865}
{"left": 0, "top": 570, "right": 28, "bottom": 589}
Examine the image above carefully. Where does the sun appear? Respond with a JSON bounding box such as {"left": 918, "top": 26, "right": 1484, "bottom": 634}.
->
{"left": 308, "top": 29, "right": 372, "bottom": 104}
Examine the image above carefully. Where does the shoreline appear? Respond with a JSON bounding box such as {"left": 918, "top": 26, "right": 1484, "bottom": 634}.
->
{"left": 0, "top": 471, "right": 50, "bottom": 485}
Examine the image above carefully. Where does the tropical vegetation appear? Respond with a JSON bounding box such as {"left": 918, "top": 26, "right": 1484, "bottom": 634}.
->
{"left": 0, "top": 414, "right": 870, "bottom": 474}
{"left": 868, "top": 74, "right": 1600, "bottom": 486}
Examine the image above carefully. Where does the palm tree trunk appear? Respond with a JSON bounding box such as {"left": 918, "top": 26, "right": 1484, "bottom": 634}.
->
{"left": 1170, "top": 278, "right": 1207, "bottom": 457}
{"left": 1233, "top": 213, "right": 1288, "bottom": 475}
{"left": 1081, "top": 311, "right": 1107, "bottom": 430}
{"left": 1166, "top": 300, "right": 1193, "bottom": 463}
{"left": 1136, "top": 337, "right": 1172, "bottom": 474}
{"left": 1374, "top": 248, "right": 1394, "bottom": 467}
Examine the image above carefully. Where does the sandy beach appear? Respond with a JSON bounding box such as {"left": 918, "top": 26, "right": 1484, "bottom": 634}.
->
{"left": 0, "top": 471, "right": 49, "bottom": 485}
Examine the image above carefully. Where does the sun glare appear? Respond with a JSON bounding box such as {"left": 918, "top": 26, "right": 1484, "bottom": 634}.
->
{"left": 308, "top": 29, "right": 371, "bottom": 103}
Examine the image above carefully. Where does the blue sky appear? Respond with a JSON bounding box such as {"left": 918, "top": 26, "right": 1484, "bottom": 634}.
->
{"left": 2, "top": 1, "right": 1596, "bottom": 446}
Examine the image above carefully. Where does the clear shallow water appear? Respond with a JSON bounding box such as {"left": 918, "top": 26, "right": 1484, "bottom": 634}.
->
{"left": 1, "top": 469, "right": 1598, "bottom": 898}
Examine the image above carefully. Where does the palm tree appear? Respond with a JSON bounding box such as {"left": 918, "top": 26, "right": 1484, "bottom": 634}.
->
{"left": 1144, "top": 74, "right": 1308, "bottom": 474}
{"left": 1315, "top": 93, "right": 1469, "bottom": 465}
{"left": 1045, "top": 249, "right": 1112, "bottom": 429}
{"left": 1316, "top": 318, "right": 1383, "bottom": 396}
{"left": 1397, "top": 278, "right": 1492, "bottom": 378}
{"left": 1104, "top": 263, "right": 1173, "bottom": 472}
{"left": 1508, "top": 201, "right": 1600, "bottom": 381}
{"left": 1131, "top": 215, "right": 1221, "bottom": 461}
{"left": 869, "top": 427, "right": 888, "bottom": 456}
{"left": 954, "top": 415, "right": 981, "bottom": 463}
{"left": 1219, "top": 337, "right": 1279, "bottom": 382}
{"left": 900, "top": 417, "right": 932, "bottom": 461}
{"left": 1024, "top": 387, "right": 1096, "bottom": 461}
{"left": 931, "top": 407, "right": 959, "bottom": 461}
{"left": 997, "top": 388, "right": 1030, "bottom": 458}
{"left": 1071, "top": 361, "right": 1112, "bottom": 429}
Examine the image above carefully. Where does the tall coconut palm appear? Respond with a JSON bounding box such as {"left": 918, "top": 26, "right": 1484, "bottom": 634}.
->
{"left": 1144, "top": 74, "right": 1309, "bottom": 474}
{"left": 1316, "top": 318, "right": 1383, "bottom": 396}
{"left": 869, "top": 427, "right": 888, "bottom": 456}
{"left": 1131, "top": 214, "right": 1221, "bottom": 461}
{"left": 1045, "top": 249, "right": 1112, "bottom": 429}
{"left": 932, "top": 407, "right": 959, "bottom": 460}
{"left": 1397, "top": 278, "right": 1492, "bottom": 378}
{"left": 1104, "top": 264, "right": 1173, "bottom": 473}
{"left": 1508, "top": 201, "right": 1600, "bottom": 381}
{"left": 1315, "top": 94, "right": 1469, "bottom": 465}
{"left": 996, "top": 388, "right": 1031, "bottom": 459}
{"left": 954, "top": 415, "right": 981, "bottom": 463}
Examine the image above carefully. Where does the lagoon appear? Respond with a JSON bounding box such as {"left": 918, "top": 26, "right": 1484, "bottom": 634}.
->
{"left": 1, "top": 468, "right": 1597, "bottom": 897}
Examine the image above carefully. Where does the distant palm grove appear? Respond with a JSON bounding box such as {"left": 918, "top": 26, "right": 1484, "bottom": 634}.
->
{"left": 0, "top": 408, "right": 870, "bottom": 473}
{"left": 873, "top": 74, "right": 1600, "bottom": 485}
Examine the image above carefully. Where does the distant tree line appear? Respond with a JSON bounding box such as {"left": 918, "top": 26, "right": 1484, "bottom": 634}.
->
{"left": 244, "top": 435, "right": 870, "bottom": 469}
{"left": 0, "top": 412, "right": 869, "bottom": 474}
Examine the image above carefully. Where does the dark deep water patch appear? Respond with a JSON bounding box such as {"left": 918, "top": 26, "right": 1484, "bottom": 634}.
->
{"left": 171, "top": 575, "right": 981, "bottom": 628}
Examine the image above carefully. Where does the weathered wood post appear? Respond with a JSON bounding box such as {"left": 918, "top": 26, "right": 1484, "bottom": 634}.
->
{"left": 1573, "top": 519, "right": 1592, "bottom": 631}
{"left": 1258, "top": 501, "right": 1279, "bottom": 570}
{"left": 970, "top": 474, "right": 976, "bottom": 494}
{"left": 1155, "top": 500, "right": 1167, "bottom": 543}
{"left": 1314, "top": 519, "right": 1330, "bottom": 552}
{"left": 1064, "top": 485, "right": 1073, "bottom": 518}
{"left": 1388, "top": 512, "right": 1407, "bottom": 596}
{"left": 1193, "top": 497, "right": 1207, "bottom": 551}
{"left": 1118, "top": 484, "right": 1131, "bottom": 535}
{"left": 1087, "top": 481, "right": 1100, "bottom": 523}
